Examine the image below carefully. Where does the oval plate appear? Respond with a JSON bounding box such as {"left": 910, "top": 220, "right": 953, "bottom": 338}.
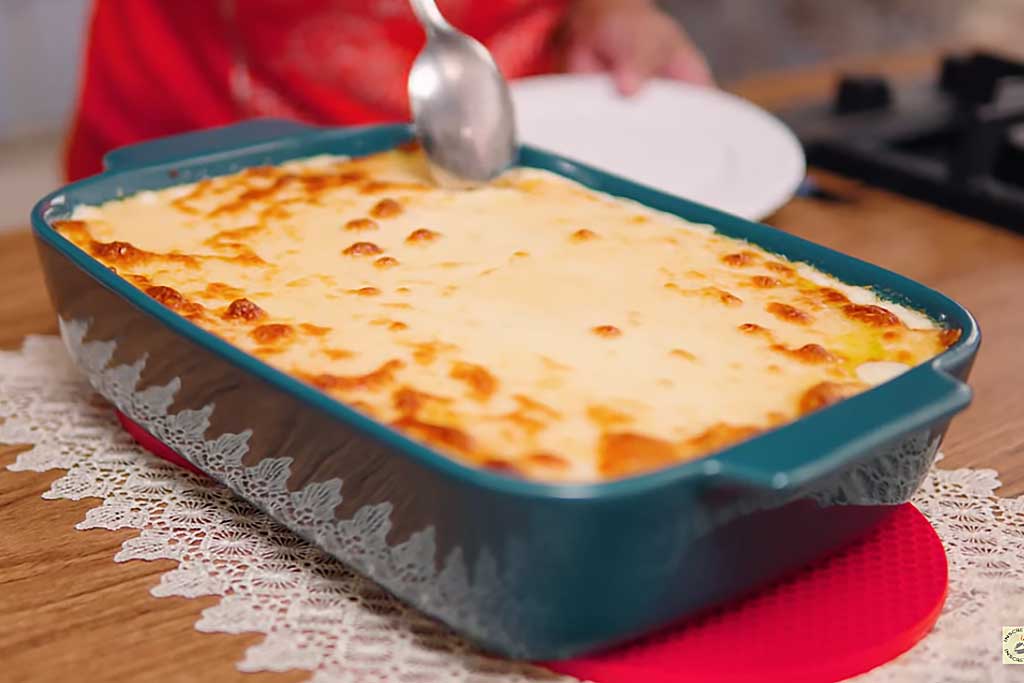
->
{"left": 510, "top": 74, "right": 806, "bottom": 221}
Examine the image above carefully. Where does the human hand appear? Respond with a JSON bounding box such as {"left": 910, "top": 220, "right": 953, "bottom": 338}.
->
{"left": 562, "top": 0, "right": 713, "bottom": 95}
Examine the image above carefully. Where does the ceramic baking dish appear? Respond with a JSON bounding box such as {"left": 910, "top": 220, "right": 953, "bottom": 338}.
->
{"left": 32, "top": 119, "right": 979, "bottom": 660}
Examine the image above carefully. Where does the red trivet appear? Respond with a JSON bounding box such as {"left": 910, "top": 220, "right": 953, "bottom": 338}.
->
{"left": 117, "top": 409, "right": 948, "bottom": 683}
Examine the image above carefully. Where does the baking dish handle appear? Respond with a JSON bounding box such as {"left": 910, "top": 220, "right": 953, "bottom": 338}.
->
{"left": 708, "top": 365, "right": 972, "bottom": 492}
{"left": 102, "top": 119, "right": 319, "bottom": 172}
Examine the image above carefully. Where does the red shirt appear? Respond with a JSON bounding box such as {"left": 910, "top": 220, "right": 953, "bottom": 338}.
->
{"left": 66, "top": 0, "right": 571, "bottom": 181}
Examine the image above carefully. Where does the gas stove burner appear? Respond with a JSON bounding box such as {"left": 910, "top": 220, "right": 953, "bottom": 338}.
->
{"left": 781, "top": 51, "right": 1024, "bottom": 232}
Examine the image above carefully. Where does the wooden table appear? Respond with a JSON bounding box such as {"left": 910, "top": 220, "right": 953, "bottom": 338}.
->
{"left": 3, "top": 55, "right": 1023, "bottom": 683}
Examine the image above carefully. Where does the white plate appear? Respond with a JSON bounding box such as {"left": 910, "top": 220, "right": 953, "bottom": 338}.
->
{"left": 510, "top": 74, "right": 805, "bottom": 221}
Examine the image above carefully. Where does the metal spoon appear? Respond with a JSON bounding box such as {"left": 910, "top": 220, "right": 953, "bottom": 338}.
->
{"left": 407, "top": 0, "right": 517, "bottom": 187}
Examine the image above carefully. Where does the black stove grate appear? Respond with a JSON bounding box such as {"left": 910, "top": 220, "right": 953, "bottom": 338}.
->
{"left": 781, "top": 52, "right": 1024, "bottom": 233}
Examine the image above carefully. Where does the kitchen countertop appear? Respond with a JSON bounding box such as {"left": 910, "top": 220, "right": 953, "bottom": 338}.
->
{"left": 2, "top": 53, "right": 1023, "bottom": 683}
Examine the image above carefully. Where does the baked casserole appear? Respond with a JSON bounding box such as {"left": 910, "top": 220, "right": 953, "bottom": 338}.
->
{"left": 54, "top": 145, "right": 960, "bottom": 482}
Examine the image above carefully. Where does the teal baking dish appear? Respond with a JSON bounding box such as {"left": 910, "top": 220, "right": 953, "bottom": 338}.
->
{"left": 31, "top": 119, "right": 979, "bottom": 660}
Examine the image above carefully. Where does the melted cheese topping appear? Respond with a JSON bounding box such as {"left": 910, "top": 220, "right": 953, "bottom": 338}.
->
{"left": 56, "top": 145, "right": 960, "bottom": 482}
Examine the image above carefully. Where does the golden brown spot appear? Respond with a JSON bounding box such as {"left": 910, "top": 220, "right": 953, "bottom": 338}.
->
{"left": 487, "top": 395, "right": 559, "bottom": 436}
{"left": 599, "top": 433, "right": 678, "bottom": 478}
{"left": 333, "top": 170, "right": 368, "bottom": 185}
{"left": 896, "top": 350, "right": 914, "bottom": 363}
{"left": 570, "top": 228, "right": 598, "bottom": 242}
{"left": 773, "top": 343, "right": 837, "bottom": 364}
{"left": 512, "top": 250, "right": 529, "bottom": 258}
{"left": 91, "top": 240, "right": 147, "bottom": 266}
{"left": 171, "top": 200, "right": 200, "bottom": 215}
{"left": 765, "top": 261, "right": 796, "bottom": 276}
{"left": 818, "top": 288, "right": 850, "bottom": 304}
{"left": 495, "top": 411, "right": 545, "bottom": 436}
{"left": 705, "top": 287, "right": 742, "bottom": 306}
{"left": 370, "top": 198, "right": 403, "bottom": 218}
{"left": 939, "top": 328, "right": 962, "bottom": 348}
{"left": 306, "top": 359, "right": 404, "bottom": 392}
{"left": 799, "top": 381, "right": 864, "bottom": 415}
{"left": 883, "top": 330, "right": 902, "bottom": 342}
{"left": 631, "top": 215, "right": 649, "bottom": 224}
{"left": 396, "top": 287, "right": 411, "bottom": 295}
{"left": 343, "top": 241, "right": 383, "bottom": 256}
{"left": 299, "top": 323, "right": 331, "bottom": 336}
{"left": 144, "top": 285, "right": 185, "bottom": 308}
{"left": 409, "top": 341, "right": 456, "bottom": 365}
{"left": 482, "top": 458, "right": 520, "bottom": 475}
{"left": 360, "top": 181, "right": 393, "bottom": 195}
{"left": 450, "top": 362, "right": 498, "bottom": 401}
{"left": 347, "top": 400, "right": 375, "bottom": 416}
{"left": 722, "top": 251, "right": 758, "bottom": 267}
{"left": 514, "top": 394, "right": 561, "bottom": 418}
{"left": 345, "top": 218, "right": 378, "bottom": 231}
{"left": 223, "top": 298, "right": 266, "bottom": 321}
{"left": 592, "top": 325, "right": 622, "bottom": 338}
{"left": 53, "top": 219, "right": 90, "bottom": 241}
{"left": 323, "top": 349, "right": 354, "bottom": 360}
{"left": 251, "top": 323, "right": 294, "bottom": 345}
{"left": 145, "top": 286, "right": 204, "bottom": 316}
{"left": 392, "top": 416, "right": 473, "bottom": 452}
{"left": 393, "top": 387, "right": 424, "bottom": 415}
{"left": 374, "top": 256, "right": 399, "bottom": 269}
{"left": 767, "top": 302, "right": 812, "bottom": 324}
{"left": 209, "top": 175, "right": 295, "bottom": 216}
{"left": 259, "top": 204, "right": 292, "bottom": 221}
{"left": 670, "top": 348, "right": 696, "bottom": 361}
{"left": 349, "top": 287, "right": 381, "bottom": 297}
{"left": 212, "top": 245, "right": 267, "bottom": 266}
{"left": 392, "top": 386, "right": 451, "bottom": 415}
{"left": 738, "top": 323, "right": 769, "bottom": 335}
{"left": 751, "top": 276, "right": 781, "bottom": 288}
{"left": 406, "top": 228, "right": 440, "bottom": 244}
{"left": 389, "top": 321, "right": 408, "bottom": 331}
{"left": 667, "top": 283, "right": 743, "bottom": 306}
{"left": 294, "top": 173, "right": 330, "bottom": 193}
{"left": 525, "top": 452, "right": 569, "bottom": 471}
{"left": 587, "top": 405, "right": 633, "bottom": 428}
{"left": 841, "top": 303, "right": 902, "bottom": 327}
{"left": 169, "top": 178, "right": 213, "bottom": 208}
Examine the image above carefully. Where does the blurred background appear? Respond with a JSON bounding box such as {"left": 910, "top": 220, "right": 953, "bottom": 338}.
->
{"left": 1, "top": 0, "right": 1023, "bottom": 229}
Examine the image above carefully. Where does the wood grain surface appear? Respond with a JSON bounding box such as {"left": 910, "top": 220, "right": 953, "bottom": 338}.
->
{"left": 2, "top": 54, "right": 1022, "bottom": 683}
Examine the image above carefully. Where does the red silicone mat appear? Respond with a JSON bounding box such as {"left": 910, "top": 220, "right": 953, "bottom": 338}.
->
{"left": 117, "top": 409, "right": 948, "bottom": 683}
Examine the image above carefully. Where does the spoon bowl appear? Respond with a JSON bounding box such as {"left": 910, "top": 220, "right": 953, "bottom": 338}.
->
{"left": 407, "top": 0, "right": 517, "bottom": 186}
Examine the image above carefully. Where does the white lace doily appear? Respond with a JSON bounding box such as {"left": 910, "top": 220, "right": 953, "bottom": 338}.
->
{"left": 3, "top": 335, "right": 1022, "bottom": 682}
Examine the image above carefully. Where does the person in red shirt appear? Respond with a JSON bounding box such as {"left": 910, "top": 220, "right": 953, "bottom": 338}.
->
{"left": 66, "top": 0, "right": 712, "bottom": 181}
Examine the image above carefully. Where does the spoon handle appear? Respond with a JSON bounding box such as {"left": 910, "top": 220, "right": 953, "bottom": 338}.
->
{"left": 409, "top": 0, "right": 452, "bottom": 36}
